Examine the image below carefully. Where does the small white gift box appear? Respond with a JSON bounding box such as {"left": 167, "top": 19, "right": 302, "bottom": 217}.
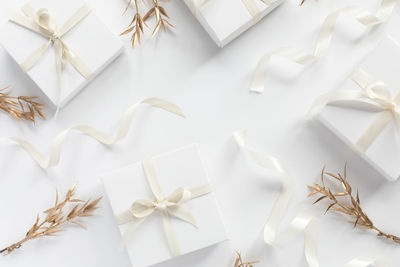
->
{"left": 184, "top": 0, "right": 284, "bottom": 47}
{"left": 0, "top": 0, "right": 123, "bottom": 108}
{"left": 312, "top": 37, "right": 400, "bottom": 181}
{"left": 102, "top": 144, "right": 227, "bottom": 267}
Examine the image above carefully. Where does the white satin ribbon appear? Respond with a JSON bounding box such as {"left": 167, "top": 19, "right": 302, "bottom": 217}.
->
{"left": 189, "top": 0, "right": 278, "bottom": 23}
{"left": 0, "top": 98, "right": 185, "bottom": 169}
{"left": 250, "top": 0, "right": 397, "bottom": 93}
{"left": 116, "top": 158, "right": 213, "bottom": 256}
{"left": 309, "top": 68, "right": 400, "bottom": 153}
{"left": 9, "top": 3, "right": 94, "bottom": 115}
{"left": 234, "top": 130, "right": 392, "bottom": 267}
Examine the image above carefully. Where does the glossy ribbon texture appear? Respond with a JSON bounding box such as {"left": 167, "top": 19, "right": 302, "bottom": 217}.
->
{"left": 0, "top": 98, "right": 185, "bottom": 169}
{"left": 234, "top": 130, "right": 392, "bottom": 267}
{"left": 9, "top": 3, "right": 94, "bottom": 114}
{"left": 116, "top": 158, "right": 212, "bottom": 256}
{"left": 189, "top": 0, "right": 278, "bottom": 22}
{"left": 250, "top": 0, "right": 397, "bottom": 93}
{"left": 309, "top": 68, "right": 400, "bottom": 153}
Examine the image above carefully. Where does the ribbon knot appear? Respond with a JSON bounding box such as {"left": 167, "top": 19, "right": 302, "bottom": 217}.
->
{"left": 9, "top": 3, "right": 94, "bottom": 116}
{"left": 365, "top": 82, "right": 400, "bottom": 116}
{"left": 116, "top": 158, "right": 212, "bottom": 257}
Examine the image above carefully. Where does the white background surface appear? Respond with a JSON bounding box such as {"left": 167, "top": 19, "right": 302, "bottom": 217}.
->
{"left": 0, "top": 0, "right": 399, "bottom": 266}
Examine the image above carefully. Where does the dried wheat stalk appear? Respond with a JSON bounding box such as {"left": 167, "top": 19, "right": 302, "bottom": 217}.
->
{"left": 234, "top": 252, "right": 259, "bottom": 267}
{"left": 308, "top": 166, "right": 400, "bottom": 245}
{"left": 0, "top": 87, "right": 45, "bottom": 123}
{"left": 0, "top": 184, "right": 102, "bottom": 255}
{"left": 121, "top": 0, "right": 173, "bottom": 48}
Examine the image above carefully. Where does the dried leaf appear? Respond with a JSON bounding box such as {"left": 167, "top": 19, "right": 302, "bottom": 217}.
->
{"left": 307, "top": 166, "right": 400, "bottom": 245}
{"left": 1, "top": 184, "right": 102, "bottom": 255}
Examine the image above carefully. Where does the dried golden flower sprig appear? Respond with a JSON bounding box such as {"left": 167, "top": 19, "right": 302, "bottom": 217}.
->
{"left": 0, "top": 87, "right": 45, "bottom": 123}
{"left": 0, "top": 184, "right": 102, "bottom": 255}
{"left": 121, "top": 0, "right": 173, "bottom": 48}
{"left": 234, "top": 252, "right": 259, "bottom": 267}
{"left": 308, "top": 166, "right": 400, "bottom": 245}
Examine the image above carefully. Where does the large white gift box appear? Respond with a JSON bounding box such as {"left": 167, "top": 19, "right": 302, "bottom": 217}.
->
{"left": 102, "top": 144, "right": 227, "bottom": 267}
{"left": 184, "top": 0, "right": 284, "bottom": 47}
{"left": 0, "top": 0, "right": 123, "bottom": 107}
{"left": 314, "top": 37, "right": 400, "bottom": 181}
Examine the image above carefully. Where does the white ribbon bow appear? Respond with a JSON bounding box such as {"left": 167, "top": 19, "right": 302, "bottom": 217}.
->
{"left": 309, "top": 68, "right": 400, "bottom": 153}
{"left": 9, "top": 3, "right": 94, "bottom": 115}
{"left": 116, "top": 158, "right": 213, "bottom": 257}
{"left": 189, "top": 0, "right": 278, "bottom": 23}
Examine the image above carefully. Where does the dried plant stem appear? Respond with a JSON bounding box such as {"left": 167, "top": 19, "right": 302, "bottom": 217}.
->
{"left": 1, "top": 184, "right": 102, "bottom": 255}
{"left": 148, "top": 0, "right": 174, "bottom": 37}
{"left": 0, "top": 87, "right": 45, "bottom": 122}
{"left": 121, "top": 0, "right": 173, "bottom": 48}
{"left": 234, "top": 252, "right": 258, "bottom": 267}
{"left": 308, "top": 166, "right": 400, "bottom": 245}
{"left": 121, "top": 0, "right": 145, "bottom": 48}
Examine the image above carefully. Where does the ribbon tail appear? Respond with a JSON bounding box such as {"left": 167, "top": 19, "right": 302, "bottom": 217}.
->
{"left": 53, "top": 40, "right": 65, "bottom": 118}
{"left": 169, "top": 206, "right": 198, "bottom": 227}
{"left": 162, "top": 211, "right": 181, "bottom": 257}
{"left": 62, "top": 44, "right": 94, "bottom": 80}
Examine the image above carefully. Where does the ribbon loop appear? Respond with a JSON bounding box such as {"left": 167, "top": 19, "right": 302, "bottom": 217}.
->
{"left": 116, "top": 158, "right": 212, "bottom": 256}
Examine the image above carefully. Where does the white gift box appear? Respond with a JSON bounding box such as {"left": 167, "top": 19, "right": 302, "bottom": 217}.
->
{"left": 102, "top": 144, "right": 228, "bottom": 267}
{"left": 0, "top": 0, "right": 123, "bottom": 107}
{"left": 184, "top": 0, "right": 284, "bottom": 47}
{"left": 315, "top": 37, "right": 400, "bottom": 181}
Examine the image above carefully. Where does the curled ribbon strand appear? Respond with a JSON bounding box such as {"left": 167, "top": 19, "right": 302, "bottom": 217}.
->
{"left": 0, "top": 98, "right": 185, "bottom": 169}
{"left": 9, "top": 3, "right": 94, "bottom": 116}
{"left": 250, "top": 0, "right": 397, "bottom": 93}
{"left": 116, "top": 158, "right": 212, "bottom": 256}
{"left": 233, "top": 130, "right": 392, "bottom": 267}
{"left": 308, "top": 68, "right": 400, "bottom": 153}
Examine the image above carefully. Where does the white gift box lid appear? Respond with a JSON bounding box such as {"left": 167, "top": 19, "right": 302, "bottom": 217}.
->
{"left": 102, "top": 144, "right": 228, "bottom": 267}
{"left": 184, "top": 0, "right": 284, "bottom": 47}
{"left": 316, "top": 37, "right": 400, "bottom": 181}
{"left": 0, "top": 0, "right": 124, "bottom": 107}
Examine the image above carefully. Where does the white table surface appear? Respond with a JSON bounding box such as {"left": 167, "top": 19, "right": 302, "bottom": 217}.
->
{"left": 0, "top": 0, "right": 399, "bottom": 266}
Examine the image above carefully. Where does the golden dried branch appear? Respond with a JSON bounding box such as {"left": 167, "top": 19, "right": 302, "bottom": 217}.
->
{"left": 0, "top": 184, "right": 102, "bottom": 255}
{"left": 121, "top": 0, "right": 146, "bottom": 48}
{"left": 121, "top": 0, "right": 173, "bottom": 48}
{"left": 308, "top": 165, "right": 400, "bottom": 245}
{"left": 0, "top": 87, "right": 45, "bottom": 123}
{"left": 234, "top": 252, "right": 259, "bottom": 267}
